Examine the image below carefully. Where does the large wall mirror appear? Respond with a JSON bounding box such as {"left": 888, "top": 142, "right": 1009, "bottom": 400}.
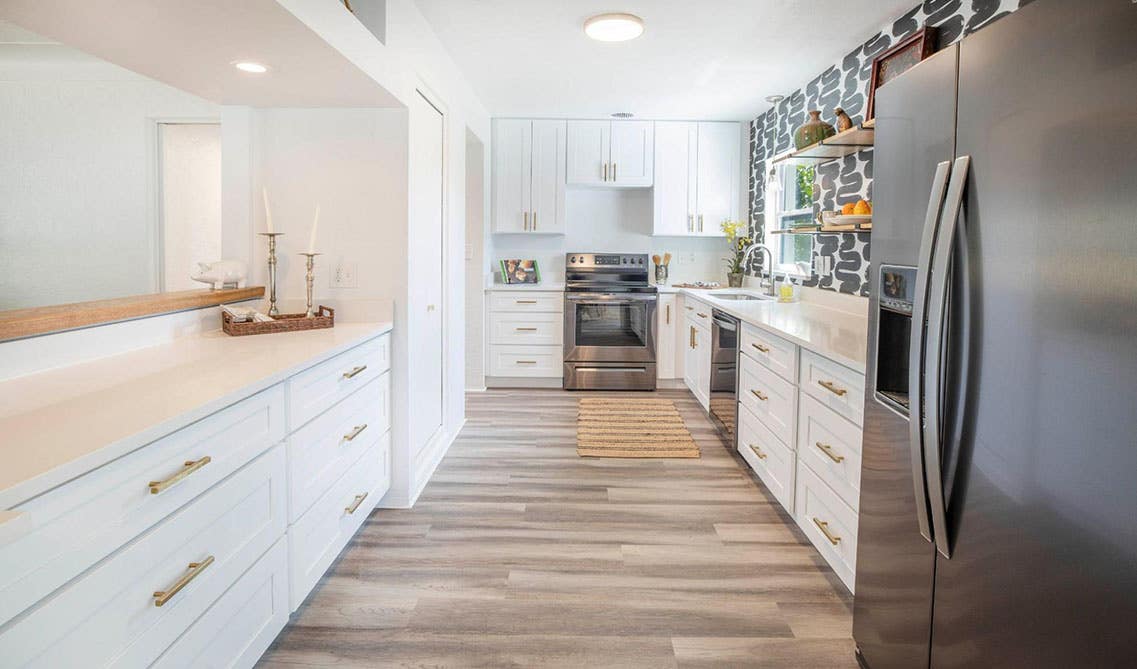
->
{"left": 0, "top": 19, "right": 232, "bottom": 315}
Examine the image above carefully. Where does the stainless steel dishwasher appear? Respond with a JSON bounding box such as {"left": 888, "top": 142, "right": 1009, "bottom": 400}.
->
{"left": 709, "top": 309, "right": 739, "bottom": 447}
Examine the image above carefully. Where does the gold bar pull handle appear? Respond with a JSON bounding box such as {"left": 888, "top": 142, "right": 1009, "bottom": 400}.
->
{"left": 343, "top": 424, "right": 368, "bottom": 442}
{"left": 751, "top": 389, "right": 768, "bottom": 402}
{"left": 523, "top": 211, "right": 529, "bottom": 231}
{"left": 696, "top": 312, "right": 708, "bottom": 318}
{"left": 749, "top": 444, "right": 767, "bottom": 460}
{"left": 153, "top": 555, "right": 214, "bottom": 607}
{"left": 603, "top": 162, "right": 609, "bottom": 181}
{"left": 698, "top": 214, "right": 704, "bottom": 232}
{"left": 612, "top": 162, "right": 617, "bottom": 181}
{"left": 813, "top": 517, "right": 841, "bottom": 545}
{"left": 515, "top": 327, "right": 538, "bottom": 331}
{"left": 516, "top": 360, "right": 538, "bottom": 364}
{"left": 515, "top": 299, "right": 537, "bottom": 304}
{"left": 149, "top": 456, "right": 211, "bottom": 495}
{"left": 532, "top": 212, "right": 537, "bottom": 230}
{"left": 345, "top": 492, "right": 369, "bottom": 515}
{"left": 815, "top": 441, "right": 845, "bottom": 463}
{"left": 751, "top": 343, "right": 770, "bottom": 353}
{"left": 666, "top": 304, "right": 670, "bottom": 324}
{"left": 343, "top": 365, "right": 368, "bottom": 380}
{"left": 688, "top": 214, "right": 694, "bottom": 232}
{"left": 818, "top": 380, "right": 848, "bottom": 396}
{"left": 689, "top": 326, "right": 696, "bottom": 349}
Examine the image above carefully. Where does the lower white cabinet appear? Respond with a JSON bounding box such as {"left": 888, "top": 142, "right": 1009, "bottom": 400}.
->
{"left": 795, "top": 461, "right": 859, "bottom": 592}
{"left": 656, "top": 294, "right": 678, "bottom": 379}
{"left": 737, "top": 403, "right": 795, "bottom": 511}
{"left": 683, "top": 314, "right": 711, "bottom": 410}
{"left": 486, "top": 290, "right": 564, "bottom": 383}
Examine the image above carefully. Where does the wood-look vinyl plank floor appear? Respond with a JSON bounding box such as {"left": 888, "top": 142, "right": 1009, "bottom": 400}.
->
{"left": 258, "top": 389, "right": 857, "bottom": 668}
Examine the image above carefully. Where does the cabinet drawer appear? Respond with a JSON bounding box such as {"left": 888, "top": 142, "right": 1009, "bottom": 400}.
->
{"left": 488, "top": 311, "right": 563, "bottom": 346}
{"left": 737, "top": 403, "right": 795, "bottom": 513}
{"left": 0, "top": 385, "right": 285, "bottom": 628}
{"left": 488, "top": 345, "right": 563, "bottom": 377}
{"left": 288, "top": 374, "right": 390, "bottom": 522}
{"left": 489, "top": 292, "right": 563, "bottom": 313}
{"left": 289, "top": 436, "right": 389, "bottom": 611}
{"left": 152, "top": 538, "right": 288, "bottom": 669}
{"left": 738, "top": 353, "right": 796, "bottom": 447}
{"left": 795, "top": 461, "right": 858, "bottom": 592}
{"left": 741, "top": 323, "right": 798, "bottom": 382}
{"left": 799, "top": 349, "right": 865, "bottom": 427}
{"left": 288, "top": 335, "right": 389, "bottom": 431}
{"left": 683, "top": 299, "right": 712, "bottom": 326}
{"left": 0, "top": 446, "right": 287, "bottom": 668}
{"left": 798, "top": 392, "right": 863, "bottom": 510}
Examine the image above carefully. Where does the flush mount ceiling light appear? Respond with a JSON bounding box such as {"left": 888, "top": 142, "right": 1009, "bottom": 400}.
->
{"left": 233, "top": 61, "right": 269, "bottom": 74}
{"left": 611, "top": 112, "right": 635, "bottom": 118}
{"left": 584, "top": 13, "right": 644, "bottom": 42}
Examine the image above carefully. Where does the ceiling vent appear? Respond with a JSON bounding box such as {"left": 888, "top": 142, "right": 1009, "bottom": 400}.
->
{"left": 610, "top": 112, "right": 635, "bottom": 118}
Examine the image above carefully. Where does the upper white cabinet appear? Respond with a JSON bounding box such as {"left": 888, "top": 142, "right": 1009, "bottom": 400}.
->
{"left": 566, "top": 120, "right": 654, "bottom": 187}
{"left": 492, "top": 118, "right": 566, "bottom": 234}
{"left": 652, "top": 121, "right": 741, "bottom": 236}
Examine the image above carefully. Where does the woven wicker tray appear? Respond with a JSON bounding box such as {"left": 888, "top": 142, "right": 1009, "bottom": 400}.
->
{"left": 222, "top": 305, "right": 334, "bottom": 336}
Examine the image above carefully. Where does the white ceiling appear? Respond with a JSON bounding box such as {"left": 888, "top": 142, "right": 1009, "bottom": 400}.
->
{"left": 414, "top": 0, "right": 913, "bottom": 121}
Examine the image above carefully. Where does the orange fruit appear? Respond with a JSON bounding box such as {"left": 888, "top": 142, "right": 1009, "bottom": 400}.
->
{"left": 853, "top": 199, "right": 872, "bottom": 215}
{"left": 841, "top": 202, "right": 856, "bottom": 215}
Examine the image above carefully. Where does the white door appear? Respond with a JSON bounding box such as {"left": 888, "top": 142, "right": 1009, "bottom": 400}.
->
{"left": 409, "top": 90, "right": 445, "bottom": 454}
{"left": 609, "top": 120, "right": 654, "bottom": 187}
{"left": 694, "top": 122, "right": 741, "bottom": 236}
{"left": 491, "top": 119, "right": 531, "bottom": 233}
{"left": 566, "top": 120, "right": 610, "bottom": 186}
{"left": 651, "top": 121, "right": 695, "bottom": 235}
{"left": 529, "top": 120, "right": 565, "bottom": 234}
{"left": 656, "top": 294, "right": 677, "bottom": 379}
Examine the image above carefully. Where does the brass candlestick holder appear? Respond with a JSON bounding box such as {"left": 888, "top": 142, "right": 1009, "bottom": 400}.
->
{"left": 299, "top": 252, "right": 322, "bottom": 318}
{"left": 258, "top": 232, "right": 284, "bottom": 316}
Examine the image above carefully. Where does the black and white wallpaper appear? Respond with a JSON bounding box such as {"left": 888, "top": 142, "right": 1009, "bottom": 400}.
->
{"left": 746, "top": 0, "right": 1031, "bottom": 296}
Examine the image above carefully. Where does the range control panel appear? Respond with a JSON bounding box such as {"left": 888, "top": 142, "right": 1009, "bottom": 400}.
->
{"left": 566, "top": 253, "right": 647, "bottom": 268}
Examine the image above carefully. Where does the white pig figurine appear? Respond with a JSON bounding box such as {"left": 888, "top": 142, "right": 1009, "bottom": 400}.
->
{"left": 191, "top": 259, "right": 248, "bottom": 290}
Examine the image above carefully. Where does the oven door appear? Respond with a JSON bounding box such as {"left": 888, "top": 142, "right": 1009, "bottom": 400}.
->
{"left": 563, "top": 293, "right": 658, "bottom": 363}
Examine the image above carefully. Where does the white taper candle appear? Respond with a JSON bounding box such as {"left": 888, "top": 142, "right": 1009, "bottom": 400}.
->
{"left": 308, "top": 204, "right": 320, "bottom": 252}
{"left": 262, "top": 187, "right": 274, "bottom": 233}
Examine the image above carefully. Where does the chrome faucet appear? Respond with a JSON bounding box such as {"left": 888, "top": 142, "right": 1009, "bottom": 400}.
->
{"left": 741, "top": 243, "right": 776, "bottom": 297}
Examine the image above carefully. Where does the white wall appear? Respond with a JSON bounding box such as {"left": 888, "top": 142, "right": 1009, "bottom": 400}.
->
{"left": 464, "top": 129, "right": 486, "bottom": 390}
{"left": 0, "top": 37, "right": 219, "bottom": 309}
{"left": 491, "top": 189, "right": 729, "bottom": 285}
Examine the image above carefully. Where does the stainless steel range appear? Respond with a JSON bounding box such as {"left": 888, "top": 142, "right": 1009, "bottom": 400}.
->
{"left": 563, "top": 253, "right": 658, "bottom": 390}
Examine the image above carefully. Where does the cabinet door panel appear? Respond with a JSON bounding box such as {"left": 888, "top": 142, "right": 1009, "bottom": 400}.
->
{"left": 530, "top": 120, "right": 566, "bottom": 233}
{"left": 566, "top": 120, "right": 610, "bottom": 186}
{"left": 694, "top": 122, "right": 740, "bottom": 235}
{"left": 609, "top": 120, "right": 654, "bottom": 186}
{"left": 492, "top": 119, "right": 532, "bottom": 232}
{"left": 652, "top": 121, "right": 695, "bottom": 235}
{"left": 656, "top": 294, "right": 677, "bottom": 379}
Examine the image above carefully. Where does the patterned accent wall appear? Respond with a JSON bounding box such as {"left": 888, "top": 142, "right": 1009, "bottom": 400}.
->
{"left": 747, "top": 0, "right": 1030, "bottom": 296}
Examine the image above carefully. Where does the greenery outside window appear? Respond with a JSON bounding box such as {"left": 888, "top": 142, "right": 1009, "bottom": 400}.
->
{"left": 763, "top": 164, "right": 814, "bottom": 275}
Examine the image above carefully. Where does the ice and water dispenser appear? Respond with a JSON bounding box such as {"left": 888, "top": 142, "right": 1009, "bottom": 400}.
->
{"left": 874, "top": 264, "right": 918, "bottom": 416}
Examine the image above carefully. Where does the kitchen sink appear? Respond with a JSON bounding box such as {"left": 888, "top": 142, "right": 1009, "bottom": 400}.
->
{"left": 712, "top": 293, "right": 770, "bottom": 301}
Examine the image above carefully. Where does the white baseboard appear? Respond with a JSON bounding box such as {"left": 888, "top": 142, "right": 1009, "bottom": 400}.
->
{"left": 377, "top": 419, "right": 464, "bottom": 509}
{"left": 486, "top": 376, "right": 563, "bottom": 388}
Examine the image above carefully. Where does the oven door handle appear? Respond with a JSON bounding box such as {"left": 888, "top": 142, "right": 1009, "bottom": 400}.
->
{"left": 565, "top": 293, "right": 658, "bottom": 303}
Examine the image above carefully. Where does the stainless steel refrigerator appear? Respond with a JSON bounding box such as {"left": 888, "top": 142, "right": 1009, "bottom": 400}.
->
{"left": 853, "top": 1, "right": 1137, "bottom": 667}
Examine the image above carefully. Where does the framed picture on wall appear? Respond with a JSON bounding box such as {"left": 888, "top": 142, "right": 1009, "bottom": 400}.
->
{"left": 499, "top": 259, "right": 541, "bottom": 284}
{"left": 866, "top": 26, "right": 938, "bottom": 121}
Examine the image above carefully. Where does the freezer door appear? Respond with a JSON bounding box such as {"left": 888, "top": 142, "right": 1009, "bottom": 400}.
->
{"left": 852, "top": 45, "right": 959, "bottom": 669}
{"left": 929, "top": 1, "right": 1137, "bottom": 667}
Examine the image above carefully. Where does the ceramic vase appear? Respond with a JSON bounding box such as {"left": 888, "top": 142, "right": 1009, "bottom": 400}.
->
{"left": 727, "top": 272, "right": 744, "bottom": 288}
{"left": 794, "top": 110, "right": 836, "bottom": 149}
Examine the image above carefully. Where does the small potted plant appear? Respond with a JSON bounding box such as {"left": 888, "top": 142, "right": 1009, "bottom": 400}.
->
{"left": 720, "top": 220, "right": 752, "bottom": 288}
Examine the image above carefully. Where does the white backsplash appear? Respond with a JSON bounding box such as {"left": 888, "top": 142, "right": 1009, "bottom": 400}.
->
{"left": 489, "top": 189, "right": 729, "bottom": 285}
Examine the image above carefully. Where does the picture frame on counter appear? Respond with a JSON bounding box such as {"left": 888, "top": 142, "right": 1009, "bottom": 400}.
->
{"left": 866, "top": 26, "right": 938, "bottom": 121}
{"left": 499, "top": 259, "right": 541, "bottom": 284}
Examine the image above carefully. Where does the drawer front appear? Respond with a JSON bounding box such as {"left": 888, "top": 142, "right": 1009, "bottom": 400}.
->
{"left": 740, "top": 323, "right": 798, "bottom": 383}
{"left": 738, "top": 353, "right": 796, "bottom": 447}
{"left": 488, "top": 344, "right": 562, "bottom": 377}
{"left": 0, "top": 446, "right": 287, "bottom": 668}
{"left": 488, "top": 311, "right": 563, "bottom": 346}
{"left": 0, "top": 385, "right": 285, "bottom": 628}
{"left": 288, "top": 335, "right": 389, "bottom": 430}
{"left": 288, "top": 373, "right": 391, "bottom": 522}
{"left": 489, "top": 292, "right": 563, "bottom": 313}
{"left": 152, "top": 538, "right": 288, "bottom": 669}
{"left": 799, "top": 349, "right": 865, "bottom": 426}
{"left": 289, "top": 436, "right": 389, "bottom": 611}
{"left": 798, "top": 392, "right": 863, "bottom": 510}
{"left": 683, "top": 299, "right": 712, "bottom": 326}
{"left": 737, "top": 403, "right": 796, "bottom": 513}
{"left": 796, "top": 461, "right": 858, "bottom": 592}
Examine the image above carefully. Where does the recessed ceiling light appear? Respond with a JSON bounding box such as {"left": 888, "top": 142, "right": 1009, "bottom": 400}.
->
{"left": 233, "top": 61, "right": 269, "bottom": 74}
{"left": 584, "top": 13, "right": 644, "bottom": 42}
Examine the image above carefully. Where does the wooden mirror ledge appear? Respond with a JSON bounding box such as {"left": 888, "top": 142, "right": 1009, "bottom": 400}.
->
{"left": 0, "top": 287, "right": 265, "bottom": 342}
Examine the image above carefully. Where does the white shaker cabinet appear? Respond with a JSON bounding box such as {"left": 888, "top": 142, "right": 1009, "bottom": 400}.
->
{"left": 656, "top": 293, "right": 678, "bottom": 379}
{"left": 566, "top": 120, "right": 653, "bottom": 187}
{"left": 652, "top": 121, "right": 741, "bottom": 236}
{"left": 491, "top": 119, "right": 566, "bottom": 234}
{"left": 683, "top": 299, "right": 712, "bottom": 410}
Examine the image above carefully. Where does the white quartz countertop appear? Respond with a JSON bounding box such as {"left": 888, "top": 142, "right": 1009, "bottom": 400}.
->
{"left": 0, "top": 322, "right": 392, "bottom": 508}
{"left": 679, "top": 289, "right": 868, "bottom": 374}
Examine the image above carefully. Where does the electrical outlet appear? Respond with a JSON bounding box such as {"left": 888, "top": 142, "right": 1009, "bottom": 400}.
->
{"left": 331, "top": 260, "right": 358, "bottom": 288}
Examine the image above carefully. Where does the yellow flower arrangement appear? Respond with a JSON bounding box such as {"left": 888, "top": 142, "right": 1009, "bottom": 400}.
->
{"left": 720, "top": 220, "right": 752, "bottom": 274}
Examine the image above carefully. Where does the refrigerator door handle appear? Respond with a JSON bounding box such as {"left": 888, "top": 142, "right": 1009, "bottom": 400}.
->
{"left": 909, "top": 160, "right": 953, "bottom": 543}
{"left": 923, "top": 155, "right": 971, "bottom": 559}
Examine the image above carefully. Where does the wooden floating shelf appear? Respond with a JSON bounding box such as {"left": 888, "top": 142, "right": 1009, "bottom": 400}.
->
{"left": 771, "top": 124, "right": 875, "bottom": 166}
